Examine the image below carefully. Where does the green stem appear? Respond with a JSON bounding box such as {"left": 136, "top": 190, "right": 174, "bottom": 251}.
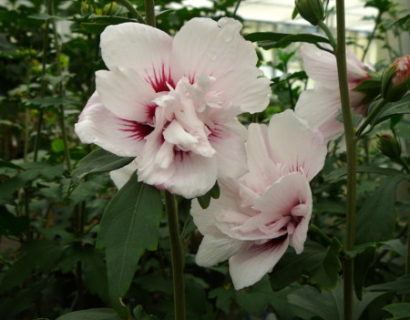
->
{"left": 144, "top": 0, "right": 156, "bottom": 27}
{"left": 233, "top": 0, "right": 243, "bottom": 17}
{"left": 34, "top": 0, "right": 51, "bottom": 162}
{"left": 335, "top": 1, "right": 358, "bottom": 319}
{"left": 117, "top": 0, "right": 144, "bottom": 21}
{"left": 50, "top": 0, "right": 72, "bottom": 173}
{"left": 356, "top": 99, "right": 387, "bottom": 138}
{"left": 318, "top": 21, "right": 337, "bottom": 49}
{"left": 165, "top": 192, "right": 186, "bottom": 320}
{"left": 362, "top": 12, "right": 381, "bottom": 61}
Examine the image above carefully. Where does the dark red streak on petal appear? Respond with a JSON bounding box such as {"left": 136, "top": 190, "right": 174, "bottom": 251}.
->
{"left": 147, "top": 64, "right": 175, "bottom": 93}
{"left": 120, "top": 119, "right": 154, "bottom": 141}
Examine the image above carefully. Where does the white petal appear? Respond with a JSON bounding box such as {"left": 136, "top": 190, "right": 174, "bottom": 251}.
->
{"left": 163, "top": 120, "right": 198, "bottom": 148}
{"left": 295, "top": 88, "right": 344, "bottom": 142}
{"left": 172, "top": 18, "right": 257, "bottom": 80}
{"left": 109, "top": 161, "right": 138, "bottom": 189}
{"left": 196, "top": 235, "right": 242, "bottom": 267}
{"left": 300, "top": 44, "right": 339, "bottom": 88}
{"left": 100, "top": 22, "right": 172, "bottom": 75}
{"left": 138, "top": 127, "right": 218, "bottom": 198}
{"left": 229, "top": 236, "right": 290, "bottom": 290}
{"left": 267, "top": 110, "right": 327, "bottom": 181}
{"left": 74, "top": 93, "right": 146, "bottom": 157}
{"left": 243, "top": 123, "right": 281, "bottom": 193}
{"left": 209, "top": 121, "right": 247, "bottom": 179}
{"left": 214, "top": 69, "right": 271, "bottom": 114}
{"left": 96, "top": 68, "right": 156, "bottom": 121}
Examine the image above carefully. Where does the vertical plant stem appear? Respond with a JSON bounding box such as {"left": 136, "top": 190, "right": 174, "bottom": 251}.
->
{"left": 335, "top": 1, "right": 357, "bottom": 319}
{"left": 117, "top": 0, "right": 144, "bottom": 21}
{"left": 50, "top": 0, "right": 72, "bottom": 173}
{"left": 165, "top": 192, "right": 186, "bottom": 320}
{"left": 144, "top": 0, "right": 156, "bottom": 27}
{"left": 34, "top": 0, "right": 51, "bottom": 162}
{"left": 362, "top": 12, "right": 381, "bottom": 61}
{"left": 233, "top": 0, "right": 243, "bottom": 17}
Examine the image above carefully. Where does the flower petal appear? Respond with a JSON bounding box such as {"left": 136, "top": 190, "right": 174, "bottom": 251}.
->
{"left": 267, "top": 110, "right": 327, "bottom": 181}
{"left": 74, "top": 92, "right": 146, "bottom": 157}
{"left": 209, "top": 121, "right": 247, "bottom": 179}
{"left": 229, "top": 236, "right": 290, "bottom": 290}
{"left": 109, "top": 161, "right": 138, "bottom": 189}
{"left": 100, "top": 22, "right": 172, "bottom": 75}
{"left": 95, "top": 68, "right": 156, "bottom": 121}
{"left": 295, "top": 88, "right": 344, "bottom": 142}
{"left": 196, "top": 235, "right": 242, "bottom": 267}
{"left": 172, "top": 17, "right": 257, "bottom": 80}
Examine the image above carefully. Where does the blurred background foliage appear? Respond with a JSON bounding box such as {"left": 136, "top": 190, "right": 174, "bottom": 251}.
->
{"left": 0, "top": 0, "right": 409, "bottom": 319}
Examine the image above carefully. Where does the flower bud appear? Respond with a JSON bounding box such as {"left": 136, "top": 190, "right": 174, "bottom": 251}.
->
{"left": 378, "top": 134, "right": 401, "bottom": 162}
{"left": 381, "top": 55, "right": 410, "bottom": 102}
{"left": 295, "top": 0, "right": 325, "bottom": 26}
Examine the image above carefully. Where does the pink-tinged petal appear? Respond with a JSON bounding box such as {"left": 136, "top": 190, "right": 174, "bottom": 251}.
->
{"left": 109, "top": 161, "right": 138, "bottom": 189}
{"left": 295, "top": 88, "right": 344, "bottom": 142}
{"left": 74, "top": 93, "right": 147, "bottom": 157}
{"left": 253, "top": 173, "right": 312, "bottom": 245}
{"left": 100, "top": 22, "right": 173, "bottom": 78}
{"left": 301, "top": 44, "right": 367, "bottom": 88}
{"left": 95, "top": 68, "right": 156, "bottom": 121}
{"left": 163, "top": 120, "right": 198, "bottom": 148}
{"left": 218, "top": 173, "right": 311, "bottom": 241}
{"left": 214, "top": 68, "right": 271, "bottom": 114}
{"left": 172, "top": 18, "right": 257, "bottom": 80}
{"left": 229, "top": 236, "right": 290, "bottom": 290}
{"left": 267, "top": 110, "right": 327, "bottom": 181}
{"left": 138, "top": 125, "right": 218, "bottom": 198}
{"left": 242, "top": 124, "right": 281, "bottom": 194}
{"left": 209, "top": 121, "right": 247, "bottom": 179}
{"left": 196, "top": 235, "right": 242, "bottom": 267}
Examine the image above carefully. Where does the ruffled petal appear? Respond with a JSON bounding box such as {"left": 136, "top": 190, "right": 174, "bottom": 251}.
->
{"left": 196, "top": 235, "right": 242, "bottom": 267}
{"left": 229, "top": 236, "right": 289, "bottom": 290}
{"left": 295, "top": 88, "right": 344, "bottom": 142}
{"left": 74, "top": 93, "right": 146, "bottom": 157}
{"left": 267, "top": 110, "right": 327, "bottom": 181}
{"left": 95, "top": 68, "right": 156, "bottom": 121}
{"left": 172, "top": 17, "right": 257, "bottom": 80}
{"left": 109, "top": 161, "right": 138, "bottom": 189}
{"left": 100, "top": 22, "right": 173, "bottom": 77}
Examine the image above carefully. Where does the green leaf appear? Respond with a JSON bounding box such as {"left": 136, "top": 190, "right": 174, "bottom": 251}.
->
{"left": 375, "top": 94, "right": 410, "bottom": 125}
{"left": 326, "top": 165, "right": 401, "bottom": 182}
{"left": 384, "top": 303, "right": 410, "bottom": 320}
{"left": 197, "top": 182, "right": 220, "bottom": 209}
{"left": 270, "top": 240, "right": 340, "bottom": 290}
{"left": 99, "top": 174, "right": 162, "bottom": 307}
{"left": 368, "top": 275, "right": 410, "bottom": 295}
{"left": 356, "top": 175, "right": 409, "bottom": 244}
{"left": 73, "top": 148, "right": 133, "bottom": 180}
{"left": 0, "top": 240, "right": 64, "bottom": 293}
{"left": 245, "top": 32, "right": 330, "bottom": 49}
{"left": 209, "top": 286, "right": 235, "bottom": 314}
{"left": 0, "top": 205, "right": 28, "bottom": 236}
{"left": 56, "top": 308, "right": 120, "bottom": 320}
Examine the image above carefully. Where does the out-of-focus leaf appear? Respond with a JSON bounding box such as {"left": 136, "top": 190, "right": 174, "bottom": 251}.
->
{"left": 99, "top": 174, "right": 162, "bottom": 312}
{"left": 197, "top": 182, "right": 220, "bottom": 209}
{"left": 209, "top": 286, "right": 235, "bottom": 314}
{"left": 326, "top": 165, "right": 401, "bottom": 181}
{"left": 73, "top": 148, "right": 133, "bottom": 180}
{"left": 368, "top": 275, "right": 410, "bottom": 295}
{"left": 356, "top": 175, "right": 409, "bottom": 244}
{"left": 0, "top": 205, "right": 28, "bottom": 236}
{"left": 245, "top": 32, "right": 330, "bottom": 49}
{"left": 0, "top": 240, "right": 64, "bottom": 293}
{"left": 384, "top": 303, "right": 410, "bottom": 320}
{"left": 56, "top": 308, "right": 120, "bottom": 320}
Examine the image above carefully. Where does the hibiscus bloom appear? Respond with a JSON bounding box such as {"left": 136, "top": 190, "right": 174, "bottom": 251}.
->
{"left": 295, "top": 44, "right": 370, "bottom": 141}
{"left": 192, "top": 110, "right": 327, "bottom": 290}
{"left": 75, "top": 18, "right": 270, "bottom": 198}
